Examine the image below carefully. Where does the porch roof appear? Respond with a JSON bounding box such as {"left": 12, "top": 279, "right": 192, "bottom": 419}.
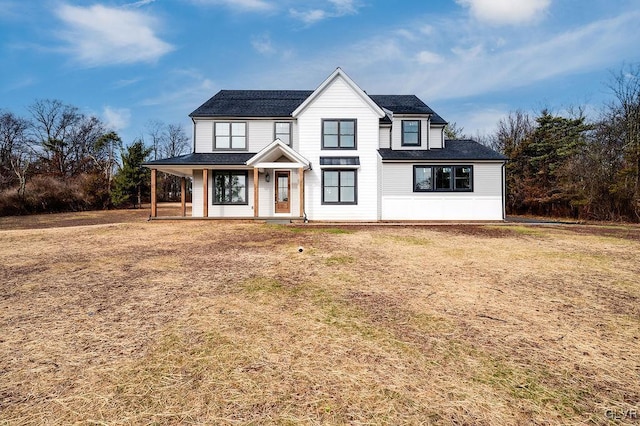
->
{"left": 143, "top": 152, "right": 256, "bottom": 166}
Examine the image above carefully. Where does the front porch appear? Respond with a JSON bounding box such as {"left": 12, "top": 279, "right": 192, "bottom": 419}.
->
{"left": 145, "top": 140, "right": 311, "bottom": 220}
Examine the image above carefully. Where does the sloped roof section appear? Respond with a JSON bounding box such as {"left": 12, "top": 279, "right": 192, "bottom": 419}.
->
{"left": 190, "top": 90, "right": 312, "bottom": 118}
{"left": 378, "top": 140, "right": 507, "bottom": 161}
{"left": 370, "top": 95, "right": 447, "bottom": 125}
{"left": 143, "top": 152, "right": 255, "bottom": 166}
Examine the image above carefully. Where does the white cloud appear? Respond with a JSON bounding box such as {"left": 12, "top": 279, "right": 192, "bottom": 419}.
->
{"left": 456, "top": 0, "right": 551, "bottom": 25}
{"left": 416, "top": 50, "right": 444, "bottom": 65}
{"left": 251, "top": 33, "right": 275, "bottom": 55}
{"left": 290, "top": 0, "right": 360, "bottom": 25}
{"left": 55, "top": 4, "right": 173, "bottom": 67}
{"left": 289, "top": 8, "right": 327, "bottom": 25}
{"left": 189, "top": 0, "right": 273, "bottom": 12}
{"left": 103, "top": 106, "right": 131, "bottom": 131}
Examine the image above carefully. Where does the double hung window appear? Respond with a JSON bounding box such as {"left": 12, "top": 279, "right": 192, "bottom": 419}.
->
{"left": 322, "top": 119, "right": 356, "bottom": 149}
{"left": 322, "top": 170, "right": 357, "bottom": 204}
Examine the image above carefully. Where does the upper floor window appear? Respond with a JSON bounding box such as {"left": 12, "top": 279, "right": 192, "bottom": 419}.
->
{"left": 322, "top": 119, "right": 356, "bottom": 149}
{"left": 414, "top": 165, "right": 473, "bottom": 192}
{"left": 274, "top": 122, "right": 291, "bottom": 145}
{"left": 215, "top": 122, "right": 246, "bottom": 149}
{"left": 402, "top": 120, "right": 421, "bottom": 146}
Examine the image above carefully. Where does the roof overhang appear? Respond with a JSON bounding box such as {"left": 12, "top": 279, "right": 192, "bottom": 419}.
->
{"left": 292, "top": 68, "right": 385, "bottom": 119}
{"left": 246, "top": 139, "right": 311, "bottom": 169}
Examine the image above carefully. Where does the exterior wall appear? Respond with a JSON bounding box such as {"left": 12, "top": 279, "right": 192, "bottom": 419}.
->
{"left": 296, "top": 77, "right": 380, "bottom": 221}
{"left": 194, "top": 120, "right": 213, "bottom": 153}
{"left": 379, "top": 126, "right": 391, "bottom": 149}
{"left": 380, "top": 162, "right": 504, "bottom": 220}
{"left": 390, "top": 116, "right": 431, "bottom": 151}
{"left": 194, "top": 119, "right": 297, "bottom": 154}
{"left": 429, "top": 126, "right": 444, "bottom": 149}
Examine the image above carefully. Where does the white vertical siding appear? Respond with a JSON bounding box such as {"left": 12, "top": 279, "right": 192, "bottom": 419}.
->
{"left": 206, "top": 170, "right": 255, "bottom": 217}
{"left": 296, "top": 77, "right": 380, "bottom": 221}
{"left": 380, "top": 162, "right": 504, "bottom": 220}
{"left": 194, "top": 120, "right": 213, "bottom": 153}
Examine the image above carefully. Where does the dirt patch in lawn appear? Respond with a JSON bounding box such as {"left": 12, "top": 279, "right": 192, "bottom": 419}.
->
{"left": 0, "top": 215, "right": 638, "bottom": 425}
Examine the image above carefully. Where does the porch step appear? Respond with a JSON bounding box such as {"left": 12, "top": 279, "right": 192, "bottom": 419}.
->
{"left": 265, "top": 219, "right": 292, "bottom": 225}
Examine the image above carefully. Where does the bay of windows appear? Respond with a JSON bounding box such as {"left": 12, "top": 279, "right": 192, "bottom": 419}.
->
{"left": 414, "top": 165, "right": 473, "bottom": 192}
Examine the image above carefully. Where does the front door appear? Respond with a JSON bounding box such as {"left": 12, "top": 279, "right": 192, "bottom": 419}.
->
{"left": 275, "top": 171, "right": 290, "bottom": 214}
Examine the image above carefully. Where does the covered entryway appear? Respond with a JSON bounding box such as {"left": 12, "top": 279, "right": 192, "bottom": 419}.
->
{"left": 246, "top": 139, "right": 310, "bottom": 219}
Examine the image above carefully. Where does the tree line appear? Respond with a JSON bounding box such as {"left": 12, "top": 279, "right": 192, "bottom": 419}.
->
{"left": 447, "top": 64, "right": 640, "bottom": 222}
{"left": 0, "top": 99, "right": 189, "bottom": 215}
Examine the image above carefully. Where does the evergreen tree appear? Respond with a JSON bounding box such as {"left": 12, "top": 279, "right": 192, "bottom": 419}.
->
{"left": 111, "top": 140, "right": 152, "bottom": 208}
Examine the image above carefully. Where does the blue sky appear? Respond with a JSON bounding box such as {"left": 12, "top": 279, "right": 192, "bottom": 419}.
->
{"left": 1, "top": 0, "right": 640, "bottom": 145}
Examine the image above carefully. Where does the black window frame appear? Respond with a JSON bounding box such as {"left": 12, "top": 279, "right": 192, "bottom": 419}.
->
{"left": 322, "top": 169, "right": 358, "bottom": 205}
{"left": 321, "top": 119, "right": 357, "bottom": 150}
{"left": 402, "top": 120, "right": 421, "bottom": 146}
{"left": 212, "top": 170, "right": 249, "bottom": 205}
{"left": 214, "top": 122, "right": 247, "bottom": 150}
{"left": 274, "top": 122, "right": 292, "bottom": 145}
{"left": 413, "top": 165, "right": 473, "bottom": 192}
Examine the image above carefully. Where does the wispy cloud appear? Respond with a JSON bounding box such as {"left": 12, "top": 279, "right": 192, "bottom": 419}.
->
{"left": 124, "top": 0, "right": 158, "bottom": 8}
{"left": 54, "top": 3, "right": 173, "bottom": 67}
{"left": 251, "top": 33, "right": 276, "bottom": 55}
{"left": 456, "top": 0, "right": 550, "bottom": 26}
{"left": 290, "top": 0, "right": 361, "bottom": 25}
{"left": 188, "top": 0, "right": 274, "bottom": 12}
{"left": 103, "top": 106, "right": 131, "bottom": 131}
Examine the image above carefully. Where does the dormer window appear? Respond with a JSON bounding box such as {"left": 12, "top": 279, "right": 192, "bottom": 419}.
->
{"left": 402, "top": 120, "right": 421, "bottom": 146}
{"left": 322, "top": 119, "right": 356, "bottom": 149}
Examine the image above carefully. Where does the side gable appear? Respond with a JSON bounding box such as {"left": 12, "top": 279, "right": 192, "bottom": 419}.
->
{"left": 292, "top": 68, "right": 385, "bottom": 119}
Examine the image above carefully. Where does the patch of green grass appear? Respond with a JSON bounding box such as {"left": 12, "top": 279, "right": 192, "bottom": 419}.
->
{"left": 241, "top": 276, "right": 283, "bottom": 293}
{"left": 279, "top": 225, "right": 353, "bottom": 234}
{"left": 388, "top": 235, "right": 432, "bottom": 246}
{"left": 325, "top": 254, "right": 356, "bottom": 265}
{"left": 489, "top": 225, "right": 545, "bottom": 236}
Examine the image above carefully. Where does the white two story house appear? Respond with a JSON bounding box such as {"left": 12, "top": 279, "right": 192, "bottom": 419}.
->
{"left": 144, "top": 68, "right": 506, "bottom": 221}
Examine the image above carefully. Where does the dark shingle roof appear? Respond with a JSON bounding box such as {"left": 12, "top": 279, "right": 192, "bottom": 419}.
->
{"left": 190, "top": 90, "right": 447, "bottom": 124}
{"left": 143, "top": 152, "right": 256, "bottom": 166}
{"left": 378, "top": 140, "right": 507, "bottom": 161}
{"left": 369, "top": 95, "right": 447, "bottom": 125}
{"left": 190, "top": 90, "right": 313, "bottom": 117}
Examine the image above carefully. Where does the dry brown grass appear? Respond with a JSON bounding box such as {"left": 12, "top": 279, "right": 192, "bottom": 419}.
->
{"left": 0, "top": 212, "right": 639, "bottom": 425}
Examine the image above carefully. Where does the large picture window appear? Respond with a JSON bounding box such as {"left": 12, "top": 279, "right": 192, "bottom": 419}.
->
{"left": 402, "top": 120, "right": 421, "bottom": 146}
{"left": 322, "top": 119, "right": 356, "bottom": 149}
{"left": 322, "top": 169, "right": 357, "bottom": 204}
{"left": 213, "top": 171, "right": 248, "bottom": 204}
{"left": 413, "top": 165, "right": 473, "bottom": 192}
{"left": 274, "top": 122, "right": 291, "bottom": 145}
{"left": 215, "top": 122, "right": 246, "bottom": 149}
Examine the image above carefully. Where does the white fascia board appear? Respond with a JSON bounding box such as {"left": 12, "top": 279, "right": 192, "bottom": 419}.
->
{"left": 246, "top": 139, "right": 310, "bottom": 168}
{"left": 292, "top": 67, "right": 385, "bottom": 118}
